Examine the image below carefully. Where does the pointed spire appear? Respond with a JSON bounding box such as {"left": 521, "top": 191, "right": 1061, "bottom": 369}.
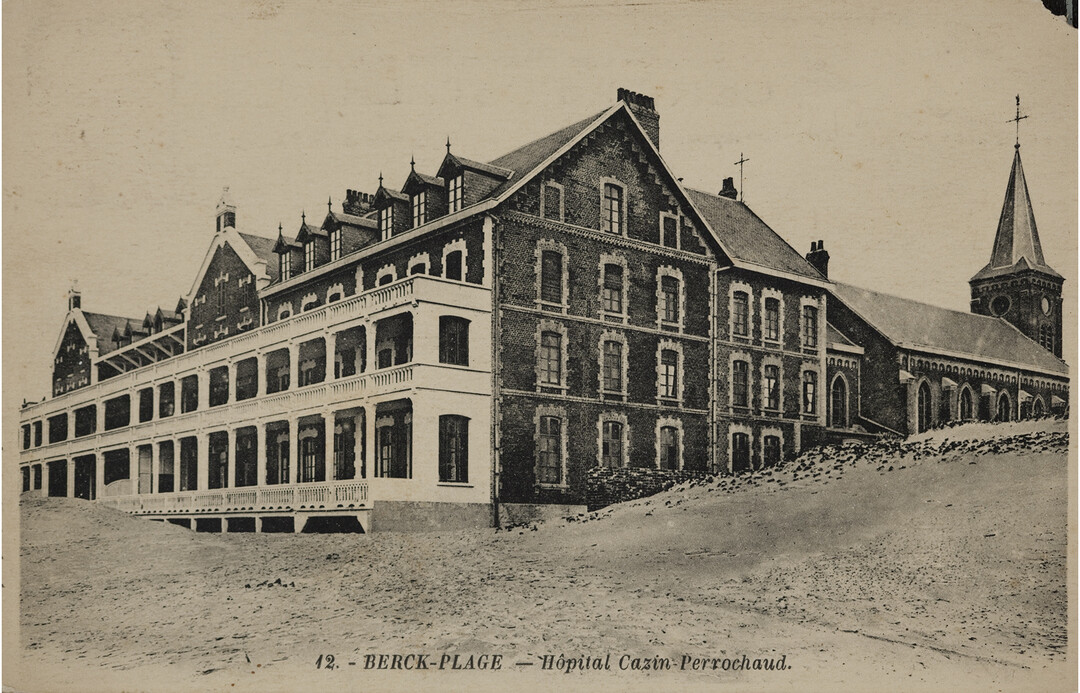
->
{"left": 378, "top": 172, "right": 384, "bottom": 188}
{"left": 410, "top": 155, "right": 416, "bottom": 172}
{"left": 301, "top": 210, "right": 306, "bottom": 224}
{"left": 277, "top": 222, "right": 284, "bottom": 238}
{"left": 446, "top": 136, "right": 452, "bottom": 153}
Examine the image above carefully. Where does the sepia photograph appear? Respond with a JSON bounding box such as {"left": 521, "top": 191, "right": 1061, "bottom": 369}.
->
{"left": 4, "top": 1, "right": 1076, "bottom": 691}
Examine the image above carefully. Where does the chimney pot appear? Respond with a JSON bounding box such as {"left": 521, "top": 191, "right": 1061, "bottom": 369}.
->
{"left": 617, "top": 87, "right": 659, "bottom": 150}
{"left": 719, "top": 177, "right": 738, "bottom": 199}
{"left": 806, "top": 241, "right": 830, "bottom": 278}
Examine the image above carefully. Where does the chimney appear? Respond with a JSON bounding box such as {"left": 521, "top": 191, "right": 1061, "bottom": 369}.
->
{"left": 718, "top": 177, "right": 738, "bottom": 200}
{"left": 343, "top": 189, "right": 375, "bottom": 216}
{"left": 617, "top": 87, "right": 660, "bottom": 150}
{"left": 806, "top": 240, "right": 830, "bottom": 278}
{"left": 67, "top": 282, "right": 81, "bottom": 311}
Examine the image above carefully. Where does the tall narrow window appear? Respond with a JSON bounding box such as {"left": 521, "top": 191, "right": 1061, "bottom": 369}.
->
{"left": 379, "top": 205, "right": 394, "bottom": 241}
{"left": 802, "top": 371, "right": 817, "bottom": 414}
{"left": 601, "top": 183, "right": 624, "bottom": 234}
{"left": 831, "top": 376, "right": 848, "bottom": 427}
{"left": 803, "top": 305, "right": 819, "bottom": 348}
{"left": 330, "top": 229, "right": 341, "bottom": 262}
{"left": 764, "top": 364, "right": 780, "bottom": 410}
{"left": 542, "top": 183, "right": 563, "bottom": 221}
{"left": 602, "top": 264, "right": 624, "bottom": 315}
{"left": 659, "top": 349, "right": 679, "bottom": 399}
{"left": 661, "top": 214, "right": 678, "bottom": 248}
{"left": 537, "top": 415, "right": 563, "bottom": 485}
{"left": 279, "top": 252, "right": 291, "bottom": 280}
{"left": 412, "top": 191, "right": 426, "bottom": 227}
{"left": 540, "top": 250, "right": 563, "bottom": 305}
{"left": 764, "top": 298, "right": 780, "bottom": 342}
{"left": 448, "top": 174, "right": 464, "bottom": 213}
{"left": 763, "top": 435, "right": 781, "bottom": 467}
{"left": 602, "top": 341, "right": 623, "bottom": 393}
{"left": 439, "top": 316, "right": 469, "bottom": 366}
{"left": 660, "top": 276, "right": 680, "bottom": 325}
{"left": 732, "top": 360, "right": 749, "bottom": 407}
{"left": 438, "top": 415, "right": 469, "bottom": 483}
{"left": 334, "top": 419, "right": 355, "bottom": 481}
{"left": 444, "top": 250, "right": 463, "bottom": 281}
{"left": 539, "top": 332, "right": 562, "bottom": 386}
{"left": 732, "top": 432, "right": 751, "bottom": 472}
{"left": 659, "top": 426, "right": 680, "bottom": 470}
{"left": 301, "top": 435, "right": 324, "bottom": 483}
{"left": 217, "top": 279, "right": 227, "bottom": 313}
{"left": 304, "top": 241, "right": 315, "bottom": 272}
{"left": 732, "top": 292, "right": 749, "bottom": 337}
{"left": 601, "top": 420, "right": 624, "bottom": 467}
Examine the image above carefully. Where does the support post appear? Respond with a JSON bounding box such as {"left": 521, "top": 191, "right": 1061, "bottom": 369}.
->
{"left": 66, "top": 459, "right": 76, "bottom": 498}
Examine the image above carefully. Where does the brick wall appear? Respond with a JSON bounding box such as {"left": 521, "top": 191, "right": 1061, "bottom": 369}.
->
{"left": 587, "top": 466, "right": 710, "bottom": 511}
{"left": 52, "top": 320, "right": 91, "bottom": 396}
{"left": 187, "top": 242, "right": 260, "bottom": 349}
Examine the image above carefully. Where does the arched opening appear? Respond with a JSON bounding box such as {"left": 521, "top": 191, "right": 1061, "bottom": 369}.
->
{"left": 997, "top": 391, "right": 1012, "bottom": 422}
{"left": 958, "top": 386, "right": 974, "bottom": 421}
{"left": 830, "top": 375, "right": 847, "bottom": 428}
{"left": 917, "top": 381, "right": 932, "bottom": 433}
{"left": 1033, "top": 397, "right": 1045, "bottom": 418}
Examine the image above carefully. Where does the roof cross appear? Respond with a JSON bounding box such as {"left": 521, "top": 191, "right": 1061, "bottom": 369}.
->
{"left": 1007, "top": 94, "right": 1028, "bottom": 149}
{"left": 733, "top": 152, "right": 750, "bottom": 202}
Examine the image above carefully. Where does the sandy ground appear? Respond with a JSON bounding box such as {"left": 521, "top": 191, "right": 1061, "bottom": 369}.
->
{"left": 9, "top": 420, "right": 1072, "bottom": 693}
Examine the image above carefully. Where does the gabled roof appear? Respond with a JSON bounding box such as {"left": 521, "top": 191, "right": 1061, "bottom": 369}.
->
{"left": 402, "top": 170, "right": 444, "bottom": 192}
{"left": 830, "top": 281, "right": 1068, "bottom": 376}
{"left": 83, "top": 312, "right": 139, "bottom": 355}
{"left": 685, "top": 189, "right": 826, "bottom": 281}
{"left": 971, "top": 148, "right": 1061, "bottom": 281}
{"left": 272, "top": 232, "right": 300, "bottom": 254}
{"left": 294, "top": 222, "right": 326, "bottom": 244}
{"left": 827, "top": 323, "right": 858, "bottom": 348}
{"left": 324, "top": 210, "right": 377, "bottom": 230}
{"left": 437, "top": 153, "right": 514, "bottom": 181}
{"left": 373, "top": 185, "right": 408, "bottom": 205}
{"left": 238, "top": 232, "right": 283, "bottom": 283}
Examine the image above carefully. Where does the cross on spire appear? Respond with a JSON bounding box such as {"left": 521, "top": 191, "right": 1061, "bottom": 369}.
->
{"left": 733, "top": 152, "right": 750, "bottom": 202}
{"left": 1007, "top": 94, "right": 1028, "bottom": 149}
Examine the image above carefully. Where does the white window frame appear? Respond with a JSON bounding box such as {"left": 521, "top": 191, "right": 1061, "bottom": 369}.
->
{"left": 599, "top": 177, "right": 627, "bottom": 236}
{"left": 800, "top": 296, "right": 822, "bottom": 350}
{"left": 408, "top": 251, "right": 430, "bottom": 276}
{"left": 761, "top": 287, "right": 784, "bottom": 346}
{"left": 655, "top": 416, "right": 684, "bottom": 471}
{"left": 441, "top": 237, "right": 468, "bottom": 282}
{"left": 598, "top": 252, "right": 629, "bottom": 322}
{"left": 659, "top": 210, "right": 680, "bottom": 250}
{"left": 379, "top": 205, "right": 394, "bottom": 241}
{"left": 729, "top": 350, "right": 752, "bottom": 410}
{"left": 801, "top": 367, "right": 819, "bottom": 415}
{"left": 760, "top": 427, "right": 784, "bottom": 467}
{"left": 761, "top": 354, "right": 783, "bottom": 412}
{"left": 376, "top": 264, "right": 397, "bottom": 286}
{"left": 598, "top": 330, "right": 629, "bottom": 398}
{"left": 535, "top": 320, "right": 569, "bottom": 391}
{"left": 656, "top": 266, "right": 685, "bottom": 332}
{"left": 535, "top": 238, "right": 569, "bottom": 312}
{"left": 329, "top": 229, "right": 342, "bottom": 262}
{"left": 656, "top": 339, "right": 684, "bottom": 403}
{"left": 597, "top": 412, "right": 630, "bottom": 468}
{"left": 448, "top": 173, "right": 465, "bottom": 214}
{"left": 730, "top": 280, "right": 754, "bottom": 340}
{"left": 412, "top": 190, "right": 427, "bottom": 228}
{"left": 541, "top": 180, "right": 565, "bottom": 222}
{"left": 304, "top": 240, "right": 316, "bottom": 272}
{"left": 534, "top": 404, "right": 568, "bottom": 488}
{"left": 325, "top": 282, "right": 345, "bottom": 304}
{"left": 300, "top": 292, "right": 319, "bottom": 312}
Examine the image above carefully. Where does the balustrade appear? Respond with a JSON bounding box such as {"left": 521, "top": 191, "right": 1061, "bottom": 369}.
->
{"left": 96, "top": 479, "right": 369, "bottom": 515}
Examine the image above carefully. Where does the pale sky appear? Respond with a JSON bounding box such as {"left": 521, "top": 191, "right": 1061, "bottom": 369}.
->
{"left": 4, "top": 0, "right": 1076, "bottom": 405}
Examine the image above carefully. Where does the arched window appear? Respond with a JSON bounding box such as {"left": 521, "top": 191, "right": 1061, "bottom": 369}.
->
{"left": 1033, "top": 397, "right": 1044, "bottom": 418}
{"left": 997, "top": 392, "right": 1011, "bottom": 422}
{"left": 917, "top": 381, "right": 932, "bottom": 432}
{"left": 731, "top": 432, "right": 751, "bottom": 473}
{"left": 763, "top": 435, "right": 781, "bottom": 468}
{"left": 959, "top": 386, "right": 974, "bottom": 420}
{"left": 830, "top": 375, "right": 848, "bottom": 428}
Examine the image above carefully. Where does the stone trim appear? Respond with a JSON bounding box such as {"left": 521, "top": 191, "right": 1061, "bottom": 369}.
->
{"left": 534, "top": 403, "right": 568, "bottom": 488}
{"left": 597, "top": 252, "right": 629, "bottom": 324}
{"left": 596, "top": 411, "right": 630, "bottom": 468}
{"left": 655, "top": 415, "right": 684, "bottom": 470}
{"left": 376, "top": 263, "right": 396, "bottom": 285}
{"left": 655, "top": 339, "right": 684, "bottom": 404}
{"left": 441, "top": 237, "right": 468, "bottom": 281}
{"left": 656, "top": 265, "right": 685, "bottom": 333}
{"left": 535, "top": 238, "right": 570, "bottom": 313}
{"left": 760, "top": 353, "right": 784, "bottom": 413}
{"left": 598, "top": 176, "right": 628, "bottom": 236}
{"left": 729, "top": 280, "right": 754, "bottom": 341}
{"left": 540, "top": 180, "right": 565, "bottom": 222}
{"left": 408, "top": 251, "right": 431, "bottom": 275}
{"left": 760, "top": 286, "right": 784, "bottom": 346}
{"left": 535, "top": 319, "right": 569, "bottom": 392}
{"left": 658, "top": 210, "right": 680, "bottom": 250}
{"left": 598, "top": 329, "right": 629, "bottom": 399}
{"left": 325, "top": 283, "right": 345, "bottom": 304}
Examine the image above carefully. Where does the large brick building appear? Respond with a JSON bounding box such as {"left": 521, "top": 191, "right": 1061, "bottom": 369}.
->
{"left": 19, "top": 89, "right": 1069, "bottom": 530}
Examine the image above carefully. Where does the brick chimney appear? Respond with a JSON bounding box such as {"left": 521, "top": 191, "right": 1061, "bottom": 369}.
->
{"left": 617, "top": 88, "right": 659, "bottom": 150}
{"left": 343, "top": 189, "right": 375, "bottom": 216}
{"left": 718, "top": 177, "right": 738, "bottom": 200}
{"left": 806, "top": 240, "right": 830, "bottom": 278}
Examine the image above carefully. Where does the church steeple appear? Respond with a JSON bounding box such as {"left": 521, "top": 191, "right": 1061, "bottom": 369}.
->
{"left": 970, "top": 144, "right": 1064, "bottom": 358}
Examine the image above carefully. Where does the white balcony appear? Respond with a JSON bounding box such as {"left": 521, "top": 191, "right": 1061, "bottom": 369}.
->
{"left": 96, "top": 479, "right": 368, "bottom": 516}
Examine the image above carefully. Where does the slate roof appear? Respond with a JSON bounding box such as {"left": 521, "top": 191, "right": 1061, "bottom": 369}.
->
{"left": 238, "top": 232, "right": 283, "bottom": 283}
{"left": 971, "top": 148, "right": 1061, "bottom": 281}
{"left": 830, "top": 282, "right": 1068, "bottom": 376}
{"left": 83, "top": 312, "right": 141, "bottom": 355}
{"left": 327, "top": 211, "right": 377, "bottom": 229}
{"left": 826, "top": 323, "right": 859, "bottom": 349}
{"left": 685, "top": 189, "right": 826, "bottom": 281}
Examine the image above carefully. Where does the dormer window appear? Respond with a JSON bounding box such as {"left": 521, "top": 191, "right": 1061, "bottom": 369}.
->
{"left": 304, "top": 240, "right": 315, "bottom": 272}
{"left": 330, "top": 229, "right": 341, "bottom": 262}
{"left": 280, "top": 252, "right": 291, "bottom": 280}
{"left": 379, "top": 205, "right": 394, "bottom": 241}
{"left": 412, "top": 191, "right": 427, "bottom": 227}
{"left": 448, "top": 174, "right": 464, "bottom": 213}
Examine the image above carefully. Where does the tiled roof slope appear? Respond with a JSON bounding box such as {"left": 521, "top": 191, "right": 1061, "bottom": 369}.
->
{"left": 831, "top": 282, "right": 1068, "bottom": 376}
{"left": 83, "top": 312, "right": 141, "bottom": 355}
{"left": 685, "top": 188, "right": 825, "bottom": 281}
{"left": 238, "top": 232, "right": 281, "bottom": 283}
{"left": 826, "top": 323, "right": 859, "bottom": 348}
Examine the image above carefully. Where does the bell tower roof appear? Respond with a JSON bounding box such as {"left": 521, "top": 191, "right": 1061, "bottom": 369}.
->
{"left": 971, "top": 148, "right": 1061, "bottom": 282}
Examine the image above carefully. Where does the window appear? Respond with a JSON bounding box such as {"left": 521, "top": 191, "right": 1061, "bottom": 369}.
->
{"left": 22, "top": 424, "right": 30, "bottom": 450}
{"left": 34, "top": 421, "right": 42, "bottom": 447}
{"left": 763, "top": 435, "right": 781, "bottom": 467}
{"left": 330, "top": 229, "right": 341, "bottom": 262}
{"left": 537, "top": 415, "right": 563, "bottom": 485}
{"left": 410, "top": 263, "right": 426, "bottom": 275}
{"left": 1040, "top": 324, "right": 1054, "bottom": 350}
{"left": 438, "top": 415, "right": 469, "bottom": 483}
{"left": 659, "top": 276, "right": 680, "bottom": 326}
{"left": 103, "top": 395, "right": 130, "bottom": 431}
{"left": 235, "top": 358, "right": 258, "bottom": 400}
{"left": 602, "top": 340, "right": 623, "bottom": 393}
{"left": 378, "top": 273, "right": 393, "bottom": 286}
{"left": 158, "top": 382, "right": 175, "bottom": 418}
{"left": 540, "top": 250, "right": 563, "bottom": 305}
{"left": 831, "top": 376, "right": 848, "bottom": 427}
{"left": 209, "top": 366, "right": 229, "bottom": 407}
{"left": 764, "top": 298, "right": 780, "bottom": 342}
{"left": 439, "top": 316, "right": 469, "bottom": 366}
{"left": 802, "top": 371, "right": 817, "bottom": 414}
{"left": 602, "top": 264, "right": 624, "bottom": 315}
{"left": 379, "top": 205, "right": 394, "bottom": 240}
{"left": 304, "top": 241, "right": 315, "bottom": 272}
{"left": 601, "top": 420, "right": 624, "bottom": 467}
{"left": 48, "top": 413, "right": 68, "bottom": 443}
{"left": 300, "top": 432, "right": 324, "bottom": 483}
{"left": 333, "top": 419, "right": 355, "bottom": 481}
{"left": 542, "top": 182, "right": 563, "bottom": 221}
{"left": 539, "top": 331, "right": 562, "bottom": 386}
{"left": 279, "top": 252, "right": 291, "bottom": 280}
{"left": 138, "top": 387, "right": 154, "bottom": 422}
{"left": 448, "top": 174, "right": 464, "bottom": 213}
{"left": 444, "top": 250, "right": 463, "bottom": 281}
{"left": 764, "top": 364, "right": 780, "bottom": 410}
{"left": 732, "top": 360, "right": 749, "bottom": 407}
{"left": 412, "top": 191, "right": 426, "bottom": 227}
{"left": 659, "top": 425, "right": 680, "bottom": 470}
{"left": 659, "top": 349, "right": 679, "bottom": 399}
{"left": 803, "top": 305, "right": 819, "bottom": 348}
{"left": 732, "top": 431, "right": 751, "bottom": 472}
{"left": 180, "top": 375, "right": 199, "bottom": 413}
{"left": 378, "top": 348, "right": 394, "bottom": 369}
{"left": 732, "top": 292, "right": 749, "bottom": 337}
{"left": 601, "top": 182, "right": 624, "bottom": 234}
{"left": 959, "top": 387, "right": 974, "bottom": 420}
{"left": 661, "top": 214, "right": 678, "bottom": 249}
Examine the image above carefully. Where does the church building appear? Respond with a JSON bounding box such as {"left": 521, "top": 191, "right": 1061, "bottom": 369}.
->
{"left": 18, "top": 89, "right": 1069, "bottom": 530}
